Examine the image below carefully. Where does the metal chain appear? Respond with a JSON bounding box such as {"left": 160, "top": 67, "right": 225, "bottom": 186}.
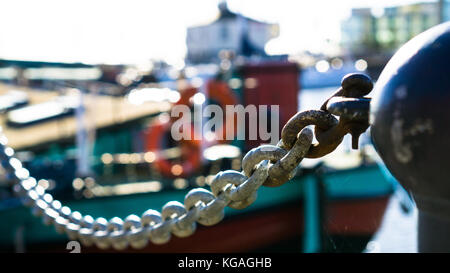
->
{"left": 1, "top": 73, "right": 373, "bottom": 250}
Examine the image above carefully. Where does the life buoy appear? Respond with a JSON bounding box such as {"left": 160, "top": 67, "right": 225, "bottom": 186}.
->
{"left": 206, "top": 80, "right": 238, "bottom": 142}
{"left": 206, "top": 80, "right": 237, "bottom": 106}
{"left": 174, "top": 80, "right": 238, "bottom": 143}
{"left": 145, "top": 117, "right": 202, "bottom": 178}
{"left": 145, "top": 79, "right": 238, "bottom": 178}
{"left": 174, "top": 86, "right": 198, "bottom": 107}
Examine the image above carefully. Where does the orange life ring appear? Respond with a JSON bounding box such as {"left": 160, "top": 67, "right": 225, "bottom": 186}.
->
{"left": 145, "top": 117, "right": 202, "bottom": 178}
{"left": 174, "top": 86, "right": 198, "bottom": 107}
{"left": 206, "top": 80, "right": 237, "bottom": 106}
{"left": 174, "top": 79, "right": 238, "bottom": 143}
{"left": 145, "top": 79, "right": 238, "bottom": 178}
{"left": 207, "top": 80, "right": 239, "bottom": 142}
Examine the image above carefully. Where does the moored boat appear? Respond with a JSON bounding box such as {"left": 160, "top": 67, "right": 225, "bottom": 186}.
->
{"left": 0, "top": 61, "right": 394, "bottom": 253}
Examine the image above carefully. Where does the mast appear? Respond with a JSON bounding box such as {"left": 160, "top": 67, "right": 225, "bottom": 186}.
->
{"left": 438, "top": 0, "right": 444, "bottom": 24}
{"left": 75, "top": 88, "right": 95, "bottom": 178}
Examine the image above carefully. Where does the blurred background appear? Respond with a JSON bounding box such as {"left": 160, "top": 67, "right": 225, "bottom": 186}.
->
{"left": 0, "top": 0, "right": 447, "bottom": 253}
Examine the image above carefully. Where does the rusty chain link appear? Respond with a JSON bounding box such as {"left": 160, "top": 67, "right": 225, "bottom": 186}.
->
{"left": 1, "top": 73, "right": 373, "bottom": 250}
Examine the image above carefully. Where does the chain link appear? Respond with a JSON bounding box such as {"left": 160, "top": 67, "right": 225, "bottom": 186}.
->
{"left": 1, "top": 73, "right": 373, "bottom": 250}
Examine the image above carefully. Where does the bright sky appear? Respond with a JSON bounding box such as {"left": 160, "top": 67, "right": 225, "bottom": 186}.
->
{"left": 0, "top": 0, "right": 435, "bottom": 65}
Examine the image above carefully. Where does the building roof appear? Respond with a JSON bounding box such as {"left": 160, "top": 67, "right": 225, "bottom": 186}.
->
{"left": 216, "top": 2, "right": 270, "bottom": 25}
{"left": 217, "top": 2, "right": 237, "bottom": 20}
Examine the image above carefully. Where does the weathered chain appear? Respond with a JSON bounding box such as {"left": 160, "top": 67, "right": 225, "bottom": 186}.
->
{"left": 1, "top": 73, "right": 373, "bottom": 250}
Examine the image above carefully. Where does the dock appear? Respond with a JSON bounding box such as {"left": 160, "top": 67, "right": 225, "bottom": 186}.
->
{"left": 0, "top": 84, "right": 171, "bottom": 150}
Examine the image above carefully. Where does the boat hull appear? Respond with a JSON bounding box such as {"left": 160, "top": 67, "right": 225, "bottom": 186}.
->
{"left": 0, "top": 164, "right": 394, "bottom": 252}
